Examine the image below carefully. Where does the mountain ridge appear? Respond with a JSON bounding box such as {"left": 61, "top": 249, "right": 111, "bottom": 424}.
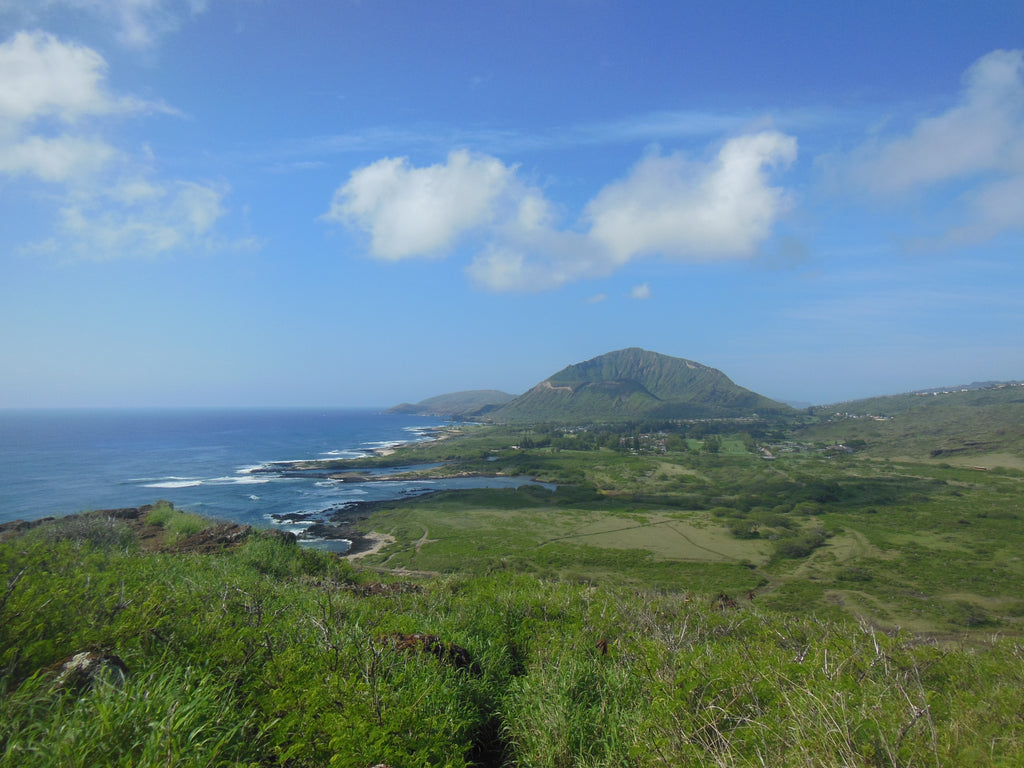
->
{"left": 389, "top": 349, "right": 1022, "bottom": 423}
{"left": 481, "top": 348, "right": 789, "bottom": 422}
{"left": 386, "top": 389, "right": 515, "bottom": 417}
{"left": 395, "top": 350, "right": 786, "bottom": 423}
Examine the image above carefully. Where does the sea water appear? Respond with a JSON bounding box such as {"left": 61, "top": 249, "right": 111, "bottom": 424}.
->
{"left": 0, "top": 409, "right": 541, "bottom": 534}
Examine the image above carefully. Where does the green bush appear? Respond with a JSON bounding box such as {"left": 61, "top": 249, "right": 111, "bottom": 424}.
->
{"left": 143, "top": 503, "right": 209, "bottom": 541}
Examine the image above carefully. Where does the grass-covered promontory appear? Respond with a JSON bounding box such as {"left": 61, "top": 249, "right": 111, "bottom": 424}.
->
{"left": 2, "top": 508, "right": 1023, "bottom": 767}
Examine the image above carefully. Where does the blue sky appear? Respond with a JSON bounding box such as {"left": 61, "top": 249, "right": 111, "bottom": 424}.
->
{"left": 1, "top": 0, "right": 1022, "bottom": 408}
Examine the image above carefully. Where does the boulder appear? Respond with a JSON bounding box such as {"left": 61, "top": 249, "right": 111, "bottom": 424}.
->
{"left": 51, "top": 651, "right": 128, "bottom": 692}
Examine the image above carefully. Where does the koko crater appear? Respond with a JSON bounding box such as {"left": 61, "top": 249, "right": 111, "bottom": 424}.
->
{"left": 390, "top": 347, "right": 791, "bottom": 422}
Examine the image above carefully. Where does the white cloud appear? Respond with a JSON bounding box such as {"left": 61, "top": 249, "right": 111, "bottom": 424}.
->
{"left": 104, "top": 0, "right": 210, "bottom": 49}
{"left": 0, "top": 31, "right": 113, "bottom": 124}
{"left": 55, "top": 179, "right": 228, "bottom": 260}
{"left": 0, "top": 0, "right": 211, "bottom": 49}
{"left": 852, "top": 49, "right": 1024, "bottom": 195}
{"left": 948, "top": 173, "right": 1024, "bottom": 242}
{"left": 0, "top": 31, "right": 170, "bottom": 182}
{"left": 330, "top": 132, "right": 798, "bottom": 292}
{"left": 630, "top": 283, "right": 651, "bottom": 300}
{"left": 0, "top": 134, "right": 115, "bottom": 181}
{"left": 323, "top": 150, "right": 516, "bottom": 259}
{"left": 846, "top": 49, "right": 1024, "bottom": 245}
{"left": 585, "top": 293, "right": 608, "bottom": 304}
{"left": 465, "top": 231, "right": 598, "bottom": 292}
{"left": 0, "top": 30, "right": 239, "bottom": 260}
{"left": 586, "top": 132, "right": 798, "bottom": 263}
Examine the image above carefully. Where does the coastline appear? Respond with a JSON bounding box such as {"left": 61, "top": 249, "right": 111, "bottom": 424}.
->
{"left": 344, "top": 531, "right": 395, "bottom": 559}
{"left": 370, "top": 424, "right": 461, "bottom": 456}
{"left": 0, "top": 409, "right": 456, "bottom": 527}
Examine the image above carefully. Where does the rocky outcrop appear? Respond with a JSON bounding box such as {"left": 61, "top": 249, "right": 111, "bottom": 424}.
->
{"left": 165, "top": 522, "right": 251, "bottom": 554}
{"left": 50, "top": 651, "right": 129, "bottom": 692}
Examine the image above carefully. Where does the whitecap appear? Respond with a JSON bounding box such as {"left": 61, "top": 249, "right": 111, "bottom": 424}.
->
{"left": 266, "top": 516, "right": 314, "bottom": 535}
{"left": 207, "top": 475, "right": 271, "bottom": 486}
{"left": 143, "top": 479, "right": 203, "bottom": 489}
{"left": 362, "top": 440, "right": 404, "bottom": 449}
{"left": 236, "top": 464, "right": 267, "bottom": 474}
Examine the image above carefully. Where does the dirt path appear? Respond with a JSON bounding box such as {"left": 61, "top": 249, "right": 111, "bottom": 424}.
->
{"left": 413, "top": 527, "right": 437, "bottom": 553}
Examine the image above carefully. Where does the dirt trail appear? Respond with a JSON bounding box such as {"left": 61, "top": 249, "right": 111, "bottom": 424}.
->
{"left": 414, "top": 527, "right": 437, "bottom": 553}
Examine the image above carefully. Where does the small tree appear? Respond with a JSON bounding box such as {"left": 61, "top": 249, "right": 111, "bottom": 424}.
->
{"left": 702, "top": 435, "right": 722, "bottom": 454}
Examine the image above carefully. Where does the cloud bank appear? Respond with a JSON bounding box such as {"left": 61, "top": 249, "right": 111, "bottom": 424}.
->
{"left": 326, "top": 132, "right": 798, "bottom": 292}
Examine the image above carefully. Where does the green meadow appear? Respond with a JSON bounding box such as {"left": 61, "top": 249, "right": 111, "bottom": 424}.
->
{"left": 349, "top": 417, "right": 1024, "bottom": 634}
{"left": 3, "top": 388, "right": 1023, "bottom": 766}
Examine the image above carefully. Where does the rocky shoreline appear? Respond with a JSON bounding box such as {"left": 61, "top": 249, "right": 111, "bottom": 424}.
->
{"left": 0, "top": 497, "right": 437, "bottom": 559}
{"left": 271, "top": 494, "right": 443, "bottom": 554}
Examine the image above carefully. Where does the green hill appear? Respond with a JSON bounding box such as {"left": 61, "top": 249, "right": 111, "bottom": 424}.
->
{"left": 387, "top": 389, "right": 515, "bottom": 417}
{"left": 488, "top": 348, "right": 790, "bottom": 422}
{"left": 800, "top": 381, "right": 1024, "bottom": 466}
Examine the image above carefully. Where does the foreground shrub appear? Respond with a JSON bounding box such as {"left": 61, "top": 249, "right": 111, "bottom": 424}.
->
{"left": 143, "top": 502, "right": 210, "bottom": 541}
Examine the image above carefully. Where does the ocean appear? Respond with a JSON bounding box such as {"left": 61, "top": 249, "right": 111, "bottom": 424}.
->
{"left": 0, "top": 409, "right": 540, "bottom": 539}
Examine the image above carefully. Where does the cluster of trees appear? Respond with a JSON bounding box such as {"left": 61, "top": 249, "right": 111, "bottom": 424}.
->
{"left": 513, "top": 420, "right": 770, "bottom": 455}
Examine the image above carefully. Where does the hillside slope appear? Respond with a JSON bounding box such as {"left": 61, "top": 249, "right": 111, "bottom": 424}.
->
{"left": 800, "top": 381, "right": 1024, "bottom": 465}
{"left": 488, "top": 347, "right": 789, "bottom": 422}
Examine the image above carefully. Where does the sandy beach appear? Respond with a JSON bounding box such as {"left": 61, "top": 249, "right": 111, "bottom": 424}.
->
{"left": 345, "top": 531, "right": 394, "bottom": 560}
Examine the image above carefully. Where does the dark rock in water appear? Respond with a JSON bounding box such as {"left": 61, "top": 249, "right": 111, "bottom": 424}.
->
{"left": 301, "top": 522, "right": 351, "bottom": 540}
{"left": 270, "top": 511, "right": 321, "bottom": 523}
{"left": 326, "top": 472, "right": 371, "bottom": 482}
{"left": 51, "top": 651, "right": 128, "bottom": 692}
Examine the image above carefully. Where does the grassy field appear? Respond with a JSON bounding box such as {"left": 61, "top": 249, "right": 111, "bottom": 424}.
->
{"left": 347, "top": 429, "right": 1024, "bottom": 634}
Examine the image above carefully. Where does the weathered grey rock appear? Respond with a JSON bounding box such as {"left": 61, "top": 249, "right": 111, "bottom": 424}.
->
{"left": 52, "top": 651, "right": 129, "bottom": 692}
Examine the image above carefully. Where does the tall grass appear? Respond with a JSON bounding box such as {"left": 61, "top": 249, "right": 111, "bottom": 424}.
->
{"left": 143, "top": 502, "right": 210, "bottom": 541}
{"left": 1, "top": 662, "right": 256, "bottom": 768}
{"left": 3, "top": 516, "right": 1024, "bottom": 766}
